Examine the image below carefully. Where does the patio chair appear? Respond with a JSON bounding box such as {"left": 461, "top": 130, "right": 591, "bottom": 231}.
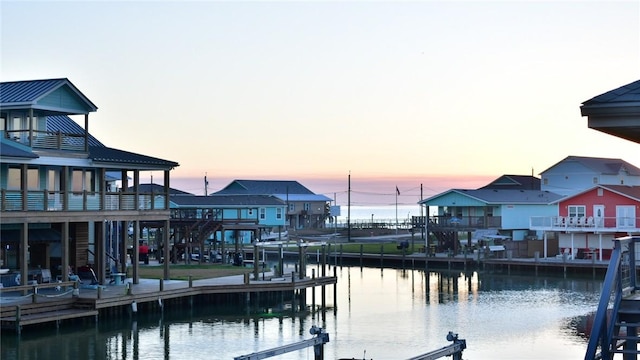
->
{"left": 586, "top": 216, "right": 595, "bottom": 227}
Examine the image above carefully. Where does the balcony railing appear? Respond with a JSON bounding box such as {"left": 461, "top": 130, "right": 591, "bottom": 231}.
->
{"left": 530, "top": 216, "right": 640, "bottom": 233}
{"left": 412, "top": 215, "right": 502, "bottom": 230}
{"left": 5, "top": 129, "right": 87, "bottom": 151}
{"left": 0, "top": 190, "right": 167, "bottom": 212}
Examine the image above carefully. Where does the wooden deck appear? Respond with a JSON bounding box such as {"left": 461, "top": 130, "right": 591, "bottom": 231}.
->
{"left": 325, "top": 250, "right": 609, "bottom": 275}
{"left": 0, "top": 272, "right": 336, "bottom": 333}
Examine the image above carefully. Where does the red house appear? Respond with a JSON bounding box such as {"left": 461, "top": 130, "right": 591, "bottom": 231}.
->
{"left": 551, "top": 185, "right": 640, "bottom": 260}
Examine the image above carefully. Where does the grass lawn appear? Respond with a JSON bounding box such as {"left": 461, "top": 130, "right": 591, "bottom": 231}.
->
{"left": 136, "top": 264, "right": 253, "bottom": 281}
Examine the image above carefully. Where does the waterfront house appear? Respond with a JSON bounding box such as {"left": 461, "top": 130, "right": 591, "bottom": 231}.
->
{"left": 540, "top": 155, "right": 640, "bottom": 196}
{"left": 530, "top": 184, "right": 640, "bottom": 261}
{"left": 419, "top": 175, "right": 563, "bottom": 254}
{"left": 167, "top": 193, "right": 286, "bottom": 262}
{"left": 0, "top": 78, "right": 178, "bottom": 286}
{"left": 212, "top": 180, "right": 332, "bottom": 230}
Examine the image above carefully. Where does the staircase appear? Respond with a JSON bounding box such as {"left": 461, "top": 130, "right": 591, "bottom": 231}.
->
{"left": 585, "top": 236, "right": 640, "bottom": 360}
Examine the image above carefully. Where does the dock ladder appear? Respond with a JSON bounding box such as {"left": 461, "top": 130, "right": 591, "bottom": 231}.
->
{"left": 585, "top": 236, "right": 640, "bottom": 360}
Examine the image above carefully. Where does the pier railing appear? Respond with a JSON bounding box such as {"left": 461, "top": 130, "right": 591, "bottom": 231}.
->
{"left": 584, "top": 236, "right": 639, "bottom": 360}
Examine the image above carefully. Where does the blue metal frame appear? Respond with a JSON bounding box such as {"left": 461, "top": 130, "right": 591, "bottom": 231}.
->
{"left": 585, "top": 236, "right": 639, "bottom": 360}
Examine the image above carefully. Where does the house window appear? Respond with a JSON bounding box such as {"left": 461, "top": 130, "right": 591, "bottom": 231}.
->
{"left": 568, "top": 205, "right": 586, "bottom": 218}
{"left": 248, "top": 208, "right": 254, "bottom": 216}
{"left": 7, "top": 167, "right": 21, "bottom": 190}
{"left": 597, "top": 188, "right": 603, "bottom": 197}
{"left": 276, "top": 207, "right": 283, "bottom": 220}
{"left": 72, "top": 169, "right": 95, "bottom": 192}
{"left": 593, "top": 177, "right": 598, "bottom": 184}
{"left": 304, "top": 203, "right": 310, "bottom": 212}
{"left": 260, "top": 208, "right": 266, "bottom": 220}
{"left": 543, "top": 178, "right": 548, "bottom": 185}
{"left": 289, "top": 203, "right": 295, "bottom": 212}
{"left": 27, "top": 168, "right": 39, "bottom": 190}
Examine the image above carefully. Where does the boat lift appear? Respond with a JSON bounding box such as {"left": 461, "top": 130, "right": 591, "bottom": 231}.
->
{"left": 234, "top": 328, "right": 465, "bottom": 360}
{"left": 407, "top": 332, "right": 467, "bottom": 360}
{"left": 234, "top": 326, "right": 329, "bottom": 360}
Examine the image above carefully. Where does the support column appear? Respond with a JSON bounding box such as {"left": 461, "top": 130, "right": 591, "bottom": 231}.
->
{"left": 133, "top": 220, "right": 140, "bottom": 284}
{"left": 571, "top": 233, "right": 575, "bottom": 260}
{"left": 20, "top": 223, "right": 28, "bottom": 285}
{"left": 62, "top": 222, "right": 70, "bottom": 281}
{"left": 96, "top": 221, "right": 105, "bottom": 284}
{"left": 163, "top": 219, "right": 170, "bottom": 280}
{"left": 599, "top": 233, "right": 603, "bottom": 261}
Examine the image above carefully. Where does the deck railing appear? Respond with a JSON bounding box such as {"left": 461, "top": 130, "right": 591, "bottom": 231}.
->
{"left": 0, "top": 189, "right": 167, "bottom": 212}
{"left": 530, "top": 216, "right": 640, "bottom": 232}
{"left": 5, "top": 129, "right": 87, "bottom": 151}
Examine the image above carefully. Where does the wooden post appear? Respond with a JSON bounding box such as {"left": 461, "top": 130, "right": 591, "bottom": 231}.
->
{"left": 15, "top": 305, "right": 21, "bottom": 334}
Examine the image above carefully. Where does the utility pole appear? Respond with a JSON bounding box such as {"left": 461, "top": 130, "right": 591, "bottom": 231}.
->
{"left": 347, "top": 172, "right": 351, "bottom": 242}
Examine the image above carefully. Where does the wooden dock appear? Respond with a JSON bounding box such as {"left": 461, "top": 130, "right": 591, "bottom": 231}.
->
{"left": 0, "top": 272, "right": 336, "bottom": 334}
{"left": 320, "top": 250, "right": 608, "bottom": 276}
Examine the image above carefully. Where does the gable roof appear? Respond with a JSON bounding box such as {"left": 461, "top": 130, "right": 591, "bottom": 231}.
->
{"left": 540, "top": 155, "right": 640, "bottom": 176}
{"left": 479, "top": 175, "right": 540, "bottom": 190}
{"left": 0, "top": 78, "right": 98, "bottom": 114}
{"left": 214, "top": 179, "right": 332, "bottom": 202}
{"left": 551, "top": 184, "right": 640, "bottom": 204}
{"left": 216, "top": 180, "right": 315, "bottom": 195}
{"left": 421, "top": 189, "right": 563, "bottom": 205}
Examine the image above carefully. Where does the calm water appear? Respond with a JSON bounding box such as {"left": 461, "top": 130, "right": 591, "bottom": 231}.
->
{"left": 1, "top": 265, "right": 603, "bottom": 360}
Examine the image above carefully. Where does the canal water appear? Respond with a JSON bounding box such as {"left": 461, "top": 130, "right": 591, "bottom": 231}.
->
{"left": 1, "top": 264, "right": 603, "bottom": 360}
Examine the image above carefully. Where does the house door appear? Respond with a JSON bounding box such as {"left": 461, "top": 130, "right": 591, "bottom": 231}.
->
{"left": 616, "top": 205, "right": 635, "bottom": 228}
{"left": 593, "top": 205, "right": 604, "bottom": 227}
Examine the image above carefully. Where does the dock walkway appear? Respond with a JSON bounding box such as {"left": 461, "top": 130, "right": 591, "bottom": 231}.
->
{"left": 0, "top": 271, "right": 336, "bottom": 334}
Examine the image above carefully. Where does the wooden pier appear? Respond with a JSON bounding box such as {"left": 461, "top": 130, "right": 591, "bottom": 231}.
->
{"left": 315, "top": 250, "right": 608, "bottom": 276}
{"left": 0, "top": 272, "right": 336, "bottom": 334}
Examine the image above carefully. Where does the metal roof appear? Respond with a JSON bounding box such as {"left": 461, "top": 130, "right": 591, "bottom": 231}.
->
{"left": 581, "top": 79, "right": 640, "bottom": 144}
{"left": 0, "top": 138, "right": 38, "bottom": 159}
{"left": 129, "top": 184, "right": 193, "bottom": 195}
{"left": 272, "top": 193, "right": 333, "bottom": 202}
{"left": 479, "top": 175, "right": 540, "bottom": 190}
{"left": 47, "top": 115, "right": 104, "bottom": 147}
{"left": 215, "top": 180, "right": 316, "bottom": 195}
{"left": 89, "top": 146, "right": 179, "bottom": 169}
{"left": 421, "top": 189, "right": 563, "bottom": 205}
{"left": 582, "top": 80, "right": 640, "bottom": 105}
{"left": 213, "top": 179, "right": 331, "bottom": 201}
{"left": 170, "top": 194, "right": 286, "bottom": 207}
{"left": 0, "top": 78, "right": 98, "bottom": 113}
{"left": 540, "top": 155, "right": 640, "bottom": 176}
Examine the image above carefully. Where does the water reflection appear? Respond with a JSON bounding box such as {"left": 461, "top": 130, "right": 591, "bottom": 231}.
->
{"left": 2, "top": 266, "right": 603, "bottom": 360}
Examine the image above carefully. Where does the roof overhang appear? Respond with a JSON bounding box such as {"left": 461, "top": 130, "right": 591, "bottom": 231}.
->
{"left": 580, "top": 80, "right": 640, "bottom": 144}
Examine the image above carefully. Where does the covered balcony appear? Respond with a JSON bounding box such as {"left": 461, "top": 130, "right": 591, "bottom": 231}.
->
{"left": 530, "top": 215, "right": 640, "bottom": 233}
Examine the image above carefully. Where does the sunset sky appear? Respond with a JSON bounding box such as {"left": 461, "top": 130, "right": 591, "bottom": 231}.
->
{"left": 2, "top": 1, "right": 639, "bottom": 206}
